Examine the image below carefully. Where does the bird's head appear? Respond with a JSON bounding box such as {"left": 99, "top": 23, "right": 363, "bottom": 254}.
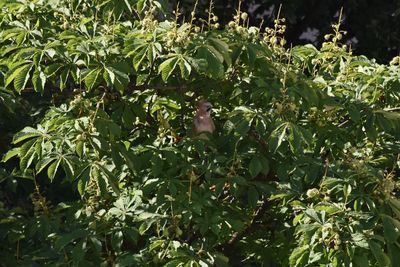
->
{"left": 197, "top": 100, "right": 213, "bottom": 116}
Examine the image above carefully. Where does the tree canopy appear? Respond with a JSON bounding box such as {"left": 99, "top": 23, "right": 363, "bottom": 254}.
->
{"left": 0, "top": 0, "right": 399, "bottom": 266}
{"left": 171, "top": 0, "right": 400, "bottom": 63}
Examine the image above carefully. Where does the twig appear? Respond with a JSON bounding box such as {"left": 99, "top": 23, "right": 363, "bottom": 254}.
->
{"left": 221, "top": 197, "right": 271, "bottom": 249}
{"left": 126, "top": 83, "right": 189, "bottom": 92}
{"left": 338, "top": 119, "right": 349, "bottom": 128}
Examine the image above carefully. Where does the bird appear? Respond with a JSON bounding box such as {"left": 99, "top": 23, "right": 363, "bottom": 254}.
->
{"left": 192, "top": 100, "right": 215, "bottom": 136}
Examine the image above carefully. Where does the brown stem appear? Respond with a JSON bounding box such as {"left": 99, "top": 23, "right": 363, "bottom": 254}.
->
{"left": 221, "top": 197, "right": 271, "bottom": 250}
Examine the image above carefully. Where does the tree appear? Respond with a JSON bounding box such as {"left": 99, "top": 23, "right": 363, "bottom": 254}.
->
{"left": 0, "top": 0, "right": 399, "bottom": 266}
{"left": 171, "top": 0, "right": 400, "bottom": 63}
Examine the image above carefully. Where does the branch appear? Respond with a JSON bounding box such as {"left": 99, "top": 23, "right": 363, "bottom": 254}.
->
{"left": 126, "top": 83, "right": 189, "bottom": 93}
{"left": 219, "top": 197, "right": 272, "bottom": 251}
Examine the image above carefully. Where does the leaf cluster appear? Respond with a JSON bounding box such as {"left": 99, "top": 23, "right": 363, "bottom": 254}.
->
{"left": 0, "top": 0, "right": 399, "bottom": 266}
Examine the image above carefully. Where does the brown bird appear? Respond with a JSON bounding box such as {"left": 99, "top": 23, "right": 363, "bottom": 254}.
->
{"left": 192, "top": 100, "right": 215, "bottom": 136}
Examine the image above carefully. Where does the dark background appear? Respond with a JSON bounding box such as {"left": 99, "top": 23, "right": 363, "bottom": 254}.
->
{"left": 169, "top": 0, "right": 400, "bottom": 63}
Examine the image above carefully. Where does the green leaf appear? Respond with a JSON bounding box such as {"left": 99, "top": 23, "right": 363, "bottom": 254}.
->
{"left": 351, "top": 233, "right": 369, "bottom": 249}
{"left": 246, "top": 44, "right": 258, "bottom": 67}
{"left": 97, "top": 164, "right": 120, "bottom": 195}
{"left": 196, "top": 46, "right": 224, "bottom": 78}
{"left": 289, "top": 245, "right": 309, "bottom": 267}
{"left": 178, "top": 58, "right": 192, "bottom": 79}
{"left": 2, "top": 148, "right": 20, "bottom": 162}
{"left": 259, "top": 156, "right": 270, "bottom": 175}
{"left": 47, "top": 158, "right": 61, "bottom": 181}
{"left": 247, "top": 186, "right": 259, "bottom": 207}
{"left": 382, "top": 215, "right": 400, "bottom": 243}
{"left": 104, "top": 66, "right": 130, "bottom": 93}
{"left": 36, "top": 157, "right": 57, "bottom": 174}
{"left": 44, "top": 63, "right": 63, "bottom": 76}
{"left": 353, "top": 254, "right": 369, "bottom": 267}
{"left": 32, "top": 69, "right": 46, "bottom": 93}
{"left": 388, "top": 242, "right": 400, "bottom": 267}
{"left": 6, "top": 64, "right": 33, "bottom": 92}
{"left": 207, "top": 37, "right": 231, "bottom": 65}
{"left": 235, "top": 118, "right": 251, "bottom": 135}
{"left": 249, "top": 156, "right": 262, "bottom": 178}
{"left": 123, "top": 0, "right": 132, "bottom": 12}
{"left": 269, "top": 122, "right": 288, "bottom": 153}
{"left": 214, "top": 252, "right": 230, "bottom": 267}
{"left": 368, "top": 240, "right": 390, "bottom": 266}
{"left": 18, "top": 139, "right": 36, "bottom": 170}
{"left": 55, "top": 229, "right": 88, "bottom": 251}
{"left": 375, "top": 110, "right": 400, "bottom": 120}
{"left": 104, "top": 67, "right": 116, "bottom": 85}
{"left": 84, "top": 68, "right": 102, "bottom": 90}
{"left": 288, "top": 124, "right": 302, "bottom": 154}
{"left": 348, "top": 104, "right": 361, "bottom": 122}
{"left": 59, "top": 69, "right": 70, "bottom": 90}
{"left": 13, "top": 127, "right": 42, "bottom": 144}
{"left": 304, "top": 209, "right": 321, "bottom": 224}
{"left": 158, "top": 57, "right": 179, "bottom": 82}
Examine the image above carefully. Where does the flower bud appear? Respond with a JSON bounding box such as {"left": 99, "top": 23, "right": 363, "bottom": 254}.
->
{"left": 306, "top": 188, "right": 319, "bottom": 198}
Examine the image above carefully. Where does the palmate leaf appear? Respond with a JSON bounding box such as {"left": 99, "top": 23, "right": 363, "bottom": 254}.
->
{"left": 207, "top": 37, "right": 231, "bottom": 66}
{"left": 249, "top": 156, "right": 262, "bottom": 178}
{"left": 59, "top": 69, "right": 70, "bottom": 90}
{"left": 5, "top": 63, "right": 33, "bottom": 92}
{"left": 368, "top": 240, "right": 390, "bottom": 267}
{"left": 36, "top": 156, "right": 57, "bottom": 174}
{"left": 44, "top": 63, "right": 64, "bottom": 77}
{"left": 19, "top": 139, "right": 37, "bottom": 170}
{"left": 178, "top": 58, "right": 192, "bottom": 79}
{"left": 103, "top": 66, "right": 130, "bottom": 93}
{"left": 12, "top": 126, "right": 42, "bottom": 144}
{"left": 84, "top": 67, "right": 103, "bottom": 90}
{"left": 2, "top": 147, "right": 20, "bottom": 162}
{"left": 47, "top": 158, "right": 61, "bottom": 181}
{"left": 289, "top": 245, "right": 309, "bottom": 267}
{"left": 288, "top": 123, "right": 312, "bottom": 154}
{"left": 269, "top": 122, "right": 289, "bottom": 153}
{"left": 381, "top": 215, "right": 400, "bottom": 244}
{"left": 32, "top": 69, "right": 46, "bottom": 93}
{"left": 97, "top": 164, "right": 120, "bottom": 195}
{"left": 14, "top": 64, "right": 33, "bottom": 92}
{"left": 54, "top": 229, "right": 88, "bottom": 251}
{"left": 196, "top": 46, "right": 224, "bottom": 78}
{"left": 158, "top": 56, "right": 179, "bottom": 82}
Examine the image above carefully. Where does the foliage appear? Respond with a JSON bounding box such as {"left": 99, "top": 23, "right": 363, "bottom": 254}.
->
{"left": 170, "top": 0, "right": 400, "bottom": 63}
{"left": 0, "top": 0, "right": 400, "bottom": 266}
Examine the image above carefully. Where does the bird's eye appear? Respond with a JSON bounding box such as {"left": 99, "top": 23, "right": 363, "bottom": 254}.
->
{"left": 206, "top": 106, "right": 212, "bottom": 112}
